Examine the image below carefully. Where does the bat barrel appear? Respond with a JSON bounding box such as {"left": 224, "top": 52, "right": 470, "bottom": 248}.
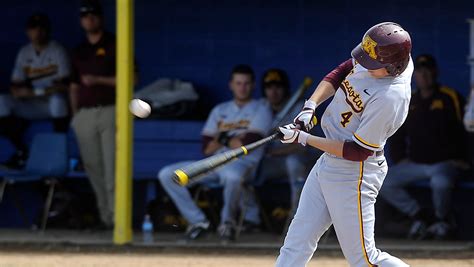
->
{"left": 172, "top": 132, "right": 280, "bottom": 186}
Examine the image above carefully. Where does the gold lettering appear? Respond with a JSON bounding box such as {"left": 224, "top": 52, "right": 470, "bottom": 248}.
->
{"left": 341, "top": 80, "right": 364, "bottom": 113}
{"left": 217, "top": 120, "right": 251, "bottom": 131}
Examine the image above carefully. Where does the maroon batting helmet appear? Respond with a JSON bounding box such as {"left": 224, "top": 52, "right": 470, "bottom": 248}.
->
{"left": 351, "top": 22, "right": 412, "bottom": 76}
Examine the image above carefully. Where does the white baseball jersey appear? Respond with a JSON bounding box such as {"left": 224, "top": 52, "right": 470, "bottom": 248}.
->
{"left": 321, "top": 58, "right": 414, "bottom": 153}
{"left": 277, "top": 58, "right": 414, "bottom": 267}
{"left": 11, "top": 40, "right": 70, "bottom": 90}
{"left": 202, "top": 99, "right": 273, "bottom": 163}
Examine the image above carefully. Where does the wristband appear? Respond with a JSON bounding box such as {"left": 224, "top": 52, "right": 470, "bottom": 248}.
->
{"left": 298, "top": 131, "right": 310, "bottom": 146}
{"left": 304, "top": 99, "right": 317, "bottom": 110}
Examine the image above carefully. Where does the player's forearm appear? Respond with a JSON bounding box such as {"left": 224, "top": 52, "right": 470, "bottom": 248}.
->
{"left": 69, "top": 83, "right": 80, "bottom": 114}
{"left": 203, "top": 140, "right": 223, "bottom": 156}
{"left": 10, "top": 81, "right": 30, "bottom": 92}
{"left": 45, "top": 81, "right": 69, "bottom": 95}
{"left": 305, "top": 135, "right": 344, "bottom": 158}
{"left": 308, "top": 81, "right": 336, "bottom": 106}
{"left": 96, "top": 76, "right": 116, "bottom": 87}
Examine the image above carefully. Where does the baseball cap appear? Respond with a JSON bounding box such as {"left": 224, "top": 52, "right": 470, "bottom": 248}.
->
{"left": 415, "top": 54, "right": 437, "bottom": 70}
{"left": 80, "top": 0, "right": 103, "bottom": 16}
{"left": 26, "top": 13, "right": 50, "bottom": 30}
{"left": 262, "top": 69, "right": 290, "bottom": 88}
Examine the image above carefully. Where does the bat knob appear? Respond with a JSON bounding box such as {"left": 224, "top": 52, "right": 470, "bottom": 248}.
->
{"left": 173, "top": 169, "right": 189, "bottom": 186}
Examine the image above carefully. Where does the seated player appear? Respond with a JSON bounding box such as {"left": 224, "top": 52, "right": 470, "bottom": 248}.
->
{"left": 380, "top": 54, "right": 468, "bottom": 240}
{"left": 258, "top": 69, "right": 316, "bottom": 216}
{"left": 158, "top": 65, "right": 273, "bottom": 241}
{"left": 0, "top": 13, "right": 70, "bottom": 169}
{"left": 463, "top": 86, "right": 474, "bottom": 172}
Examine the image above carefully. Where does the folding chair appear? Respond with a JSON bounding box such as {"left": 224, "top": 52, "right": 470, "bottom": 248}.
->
{"left": 0, "top": 133, "right": 68, "bottom": 231}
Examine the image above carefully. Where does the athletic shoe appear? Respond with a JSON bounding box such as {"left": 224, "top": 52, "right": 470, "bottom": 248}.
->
{"left": 426, "top": 221, "right": 452, "bottom": 240}
{"left": 407, "top": 219, "right": 427, "bottom": 240}
{"left": 218, "top": 222, "right": 236, "bottom": 242}
{"left": 184, "top": 221, "right": 210, "bottom": 240}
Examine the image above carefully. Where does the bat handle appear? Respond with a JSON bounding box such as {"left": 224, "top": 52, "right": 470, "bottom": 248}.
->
{"left": 275, "top": 130, "right": 284, "bottom": 139}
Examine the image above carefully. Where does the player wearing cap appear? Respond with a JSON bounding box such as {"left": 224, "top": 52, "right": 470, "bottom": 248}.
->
{"left": 158, "top": 65, "right": 272, "bottom": 241}
{"left": 0, "top": 13, "right": 71, "bottom": 169}
{"left": 70, "top": 0, "right": 118, "bottom": 228}
{"left": 258, "top": 69, "right": 317, "bottom": 218}
{"left": 380, "top": 55, "right": 467, "bottom": 240}
{"left": 276, "top": 22, "right": 413, "bottom": 266}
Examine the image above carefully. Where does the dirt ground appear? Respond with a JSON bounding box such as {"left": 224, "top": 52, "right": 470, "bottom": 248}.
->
{"left": 0, "top": 252, "right": 473, "bottom": 267}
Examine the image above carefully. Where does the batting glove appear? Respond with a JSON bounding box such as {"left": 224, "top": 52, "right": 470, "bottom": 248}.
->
{"left": 278, "top": 124, "right": 310, "bottom": 146}
{"left": 293, "top": 100, "right": 318, "bottom": 132}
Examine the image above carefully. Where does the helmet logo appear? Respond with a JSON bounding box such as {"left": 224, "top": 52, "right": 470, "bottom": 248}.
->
{"left": 362, "top": 35, "right": 378, "bottom": 60}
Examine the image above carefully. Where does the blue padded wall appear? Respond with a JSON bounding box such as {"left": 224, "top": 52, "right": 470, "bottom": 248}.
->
{"left": 0, "top": 0, "right": 472, "bottom": 103}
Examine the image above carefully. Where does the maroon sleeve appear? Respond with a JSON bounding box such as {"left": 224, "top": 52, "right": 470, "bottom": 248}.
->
{"left": 201, "top": 135, "right": 214, "bottom": 153}
{"left": 323, "top": 59, "right": 354, "bottom": 89}
{"left": 342, "top": 141, "right": 374, "bottom": 161}
{"left": 240, "top": 133, "right": 264, "bottom": 145}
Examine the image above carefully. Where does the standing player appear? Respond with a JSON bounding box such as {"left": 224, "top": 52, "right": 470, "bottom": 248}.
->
{"left": 276, "top": 22, "right": 413, "bottom": 266}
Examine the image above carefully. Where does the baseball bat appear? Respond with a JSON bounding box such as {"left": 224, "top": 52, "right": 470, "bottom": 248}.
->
{"left": 272, "top": 76, "right": 313, "bottom": 128}
{"left": 173, "top": 76, "right": 314, "bottom": 186}
{"left": 173, "top": 131, "right": 282, "bottom": 186}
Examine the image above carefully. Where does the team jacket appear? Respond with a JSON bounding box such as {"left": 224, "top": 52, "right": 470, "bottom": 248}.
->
{"left": 389, "top": 85, "right": 467, "bottom": 164}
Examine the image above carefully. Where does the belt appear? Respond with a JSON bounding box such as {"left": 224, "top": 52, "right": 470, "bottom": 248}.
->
{"left": 325, "top": 149, "right": 384, "bottom": 159}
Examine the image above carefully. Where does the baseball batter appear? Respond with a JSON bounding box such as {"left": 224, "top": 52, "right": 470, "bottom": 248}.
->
{"left": 276, "top": 22, "right": 413, "bottom": 267}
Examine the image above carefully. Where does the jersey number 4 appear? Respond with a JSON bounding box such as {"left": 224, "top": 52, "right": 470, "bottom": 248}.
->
{"left": 340, "top": 111, "right": 353, "bottom": 127}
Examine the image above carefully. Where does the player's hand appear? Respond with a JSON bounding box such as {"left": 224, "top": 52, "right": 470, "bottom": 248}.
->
{"left": 278, "top": 123, "right": 310, "bottom": 146}
{"left": 217, "top": 131, "right": 231, "bottom": 146}
{"left": 294, "top": 100, "right": 318, "bottom": 131}
{"left": 12, "top": 87, "right": 34, "bottom": 98}
{"left": 81, "top": 75, "right": 99, "bottom": 86}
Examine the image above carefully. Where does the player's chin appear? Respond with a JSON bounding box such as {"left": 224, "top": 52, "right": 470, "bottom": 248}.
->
{"left": 235, "top": 94, "right": 252, "bottom": 102}
{"left": 367, "top": 68, "right": 389, "bottom": 78}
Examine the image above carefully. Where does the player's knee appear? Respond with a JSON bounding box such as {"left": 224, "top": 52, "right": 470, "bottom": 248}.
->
{"left": 157, "top": 166, "right": 175, "bottom": 185}
{"left": 430, "top": 176, "right": 453, "bottom": 190}
{"left": 222, "top": 174, "right": 243, "bottom": 187}
{"left": 48, "top": 95, "right": 68, "bottom": 118}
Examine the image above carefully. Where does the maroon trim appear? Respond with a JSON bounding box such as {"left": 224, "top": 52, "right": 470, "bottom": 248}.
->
{"left": 322, "top": 59, "right": 354, "bottom": 89}
{"left": 342, "top": 141, "right": 374, "bottom": 161}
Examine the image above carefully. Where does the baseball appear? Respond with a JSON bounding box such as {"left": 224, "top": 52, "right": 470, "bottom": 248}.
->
{"left": 129, "top": 98, "right": 151, "bottom": 118}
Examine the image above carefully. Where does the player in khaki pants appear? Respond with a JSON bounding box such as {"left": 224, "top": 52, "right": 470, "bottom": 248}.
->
{"left": 71, "top": 106, "right": 115, "bottom": 227}
{"left": 70, "top": 0, "right": 117, "bottom": 228}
